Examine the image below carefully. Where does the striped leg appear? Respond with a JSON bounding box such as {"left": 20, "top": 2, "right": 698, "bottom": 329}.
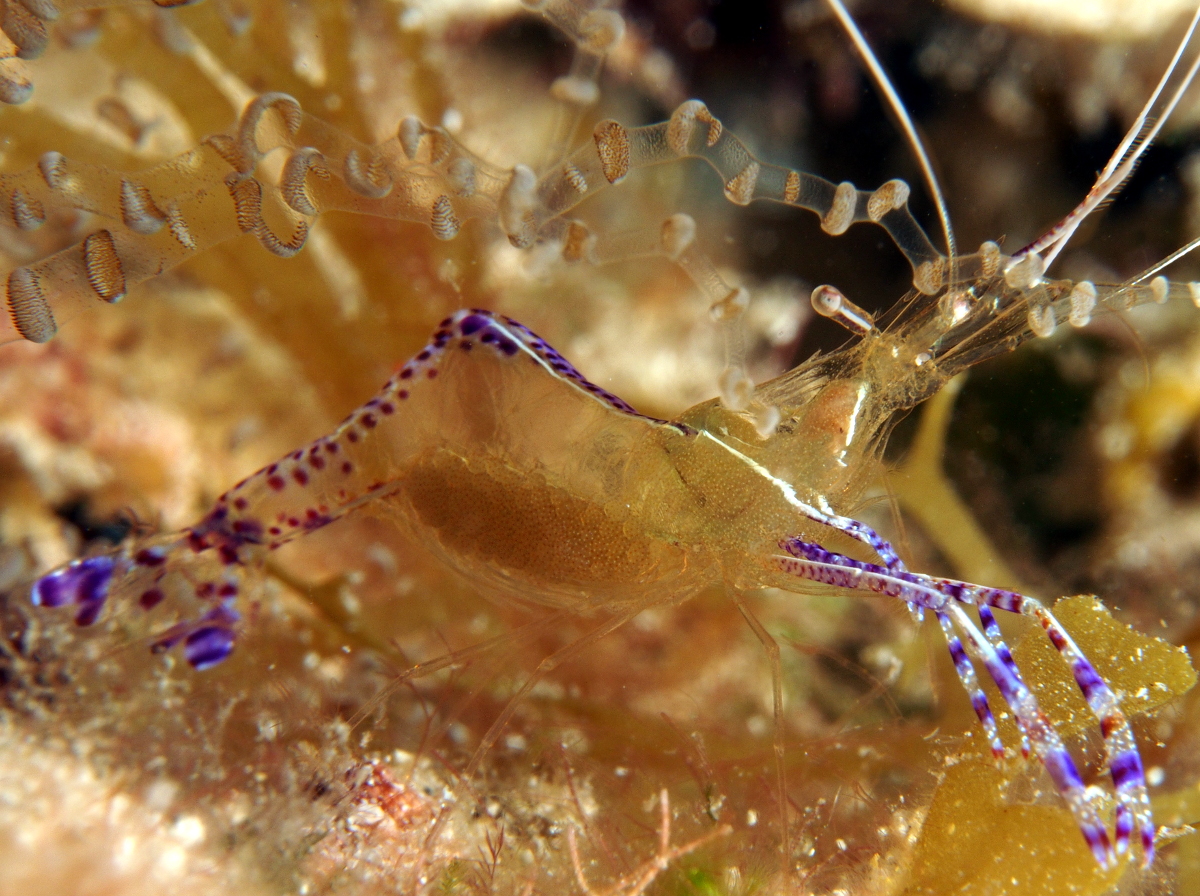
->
{"left": 939, "top": 580, "right": 1154, "bottom": 863}
{"left": 776, "top": 538, "right": 1124, "bottom": 868}
{"left": 936, "top": 610, "right": 1004, "bottom": 759}
{"left": 976, "top": 604, "right": 1033, "bottom": 759}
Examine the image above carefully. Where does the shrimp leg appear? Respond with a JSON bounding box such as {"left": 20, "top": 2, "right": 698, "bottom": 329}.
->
{"left": 775, "top": 536, "right": 1154, "bottom": 868}
{"left": 28, "top": 309, "right": 678, "bottom": 667}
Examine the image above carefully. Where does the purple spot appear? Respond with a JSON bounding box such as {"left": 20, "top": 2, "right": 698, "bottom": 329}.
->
{"left": 231, "top": 519, "right": 263, "bottom": 540}
{"left": 400, "top": 368, "right": 413, "bottom": 380}
{"left": 495, "top": 339, "right": 518, "bottom": 356}
{"left": 361, "top": 413, "right": 377, "bottom": 428}
{"left": 268, "top": 526, "right": 282, "bottom": 536}
{"left": 267, "top": 475, "right": 286, "bottom": 491}
{"left": 267, "top": 464, "right": 279, "bottom": 474}
{"left": 459, "top": 314, "right": 490, "bottom": 335}
{"left": 397, "top": 390, "right": 409, "bottom": 400}
{"left": 438, "top": 316, "right": 453, "bottom": 327}
{"left": 325, "top": 442, "right": 339, "bottom": 453}
{"left": 341, "top": 461, "right": 353, "bottom": 474}
{"left": 233, "top": 497, "right": 248, "bottom": 510}
{"left": 417, "top": 350, "right": 431, "bottom": 361}
{"left": 427, "top": 369, "right": 438, "bottom": 379}
{"left": 196, "top": 582, "right": 215, "bottom": 598}
{"left": 287, "top": 517, "right": 300, "bottom": 528}
{"left": 310, "top": 455, "right": 326, "bottom": 470}
{"left": 380, "top": 402, "right": 394, "bottom": 415}
{"left": 184, "top": 626, "right": 235, "bottom": 670}
{"left": 459, "top": 341, "right": 473, "bottom": 351}
{"left": 32, "top": 555, "right": 115, "bottom": 613}
{"left": 139, "top": 588, "right": 165, "bottom": 610}
{"left": 74, "top": 601, "right": 104, "bottom": 626}
{"left": 346, "top": 430, "right": 359, "bottom": 443}
{"left": 134, "top": 548, "right": 166, "bottom": 567}
{"left": 217, "top": 582, "right": 238, "bottom": 598}
{"left": 293, "top": 468, "right": 309, "bottom": 486}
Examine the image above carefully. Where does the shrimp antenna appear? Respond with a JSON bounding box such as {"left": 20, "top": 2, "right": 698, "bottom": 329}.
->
{"left": 823, "top": 0, "right": 956, "bottom": 265}
{"left": 1023, "top": 1, "right": 1200, "bottom": 269}
{"left": 1132, "top": 233, "right": 1200, "bottom": 284}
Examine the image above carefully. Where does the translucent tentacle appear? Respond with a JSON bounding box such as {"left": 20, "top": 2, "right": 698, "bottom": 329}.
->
{"left": 535, "top": 102, "right": 946, "bottom": 292}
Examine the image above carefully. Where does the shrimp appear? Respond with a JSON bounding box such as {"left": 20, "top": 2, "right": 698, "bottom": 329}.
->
{"left": 30, "top": 248, "right": 1199, "bottom": 867}
{"left": 10, "top": 0, "right": 1200, "bottom": 888}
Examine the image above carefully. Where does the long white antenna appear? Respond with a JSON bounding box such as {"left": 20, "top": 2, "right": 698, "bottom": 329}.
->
{"left": 823, "top": 0, "right": 956, "bottom": 264}
{"left": 1022, "top": 1, "right": 1200, "bottom": 269}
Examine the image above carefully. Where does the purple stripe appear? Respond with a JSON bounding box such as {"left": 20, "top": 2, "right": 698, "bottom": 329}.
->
{"left": 184, "top": 626, "right": 235, "bottom": 670}
{"left": 1115, "top": 805, "right": 1133, "bottom": 854}
{"left": 945, "top": 635, "right": 970, "bottom": 672}
{"left": 775, "top": 534, "right": 1153, "bottom": 869}
{"left": 1071, "top": 659, "right": 1106, "bottom": 704}
{"left": 976, "top": 604, "right": 1001, "bottom": 638}
{"left": 1041, "top": 746, "right": 1112, "bottom": 868}
{"left": 1110, "top": 751, "right": 1144, "bottom": 791}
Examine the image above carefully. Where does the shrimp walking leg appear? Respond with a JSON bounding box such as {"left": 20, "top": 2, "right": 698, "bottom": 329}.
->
{"left": 775, "top": 537, "right": 1154, "bottom": 868}
{"left": 462, "top": 599, "right": 658, "bottom": 781}
{"left": 728, "top": 589, "right": 790, "bottom": 869}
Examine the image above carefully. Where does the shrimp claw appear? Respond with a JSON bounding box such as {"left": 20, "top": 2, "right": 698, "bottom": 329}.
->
{"left": 776, "top": 536, "right": 1154, "bottom": 868}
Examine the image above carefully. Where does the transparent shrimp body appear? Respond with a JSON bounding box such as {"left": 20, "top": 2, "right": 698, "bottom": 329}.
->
{"left": 31, "top": 251, "right": 1174, "bottom": 867}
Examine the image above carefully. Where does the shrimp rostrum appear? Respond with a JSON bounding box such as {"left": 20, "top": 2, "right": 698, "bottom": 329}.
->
{"left": 23, "top": 0, "right": 1200, "bottom": 878}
